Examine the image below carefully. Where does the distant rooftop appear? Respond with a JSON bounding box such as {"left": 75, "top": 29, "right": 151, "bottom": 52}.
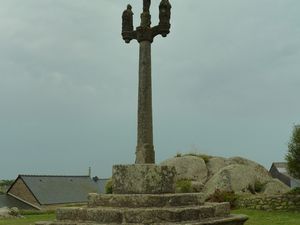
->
{"left": 272, "top": 162, "right": 292, "bottom": 178}
{"left": 8, "top": 175, "right": 103, "bottom": 205}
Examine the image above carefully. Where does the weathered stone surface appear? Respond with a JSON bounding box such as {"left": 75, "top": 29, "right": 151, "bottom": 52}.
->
{"left": 37, "top": 200, "right": 246, "bottom": 225}
{"left": 53, "top": 202, "right": 235, "bottom": 225}
{"left": 88, "top": 193, "right": 205, "bottom": 208}
{"left": 112, "top": 164, "right": 176, "bottom": 194}
{"left": 206, "top": 157, "right": 227, "bottom": 178}
{"left": 208, "top": 202, "right": 231, "bottom": 217}
{"left": 158, "top": 155, "right": 289, "bottom": 197}
{"left": 0, "top": 207, "right": 12, "bottom": 218}
{"left": 122, "top": 205, "right": 215, "bottom": 223}
{"left": 263, "top": 179, "right": 290, "bottom": 195}
{"left": 36, "top": 213, "right": 248, "bottom": 225}
{"left": 136, "top": 40, "right": 155, "bottom": 164}
{"left": 0, "top": 206, "right": 21, "bottom": 218}
{"left": 191, "top": 181, "right": 204, "bottom": 192}
{"left": 202, "top": 156, "right": 292, "bottom": 197}
{"left": 57, "top": 207, "right": 123, "bottom": 224}
{"left": 203, "top": 164, "right": 273, "bottom": 197}
{"left": 56, "top": 204, "right": 223, "bottom": 224}
{"left": 237, "top": 194, "right": 300, "bottom": 211}
{"left": 160, "top": 156, "right": 208, "bottom": 183}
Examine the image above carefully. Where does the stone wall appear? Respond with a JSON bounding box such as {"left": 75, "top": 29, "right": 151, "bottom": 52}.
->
{"left": 8, "top": 178, "right": 40, "bottom": 207}
{"left": 237, "top": 194, "right": 300, "bottom": 211}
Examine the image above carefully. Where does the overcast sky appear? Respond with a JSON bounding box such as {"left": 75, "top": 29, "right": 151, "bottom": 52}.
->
{"left": 0, "top": 0, "right": 299, "bottom": 180}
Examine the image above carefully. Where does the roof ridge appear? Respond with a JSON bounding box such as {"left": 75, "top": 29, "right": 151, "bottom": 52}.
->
{"left": 19, "top": 174, "right": 90, "bottom": 178}
{"left": 273, "top": 162, "right": 287, "bottom": 166}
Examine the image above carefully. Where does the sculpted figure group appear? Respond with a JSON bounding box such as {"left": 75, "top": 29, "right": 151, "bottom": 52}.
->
{"left": 122, "top": 0, "right": 171, "bottom": 43}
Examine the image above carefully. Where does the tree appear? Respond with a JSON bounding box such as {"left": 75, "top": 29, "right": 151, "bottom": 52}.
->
{"left": 285, "top": 125, "right": 300, "bottom": 179}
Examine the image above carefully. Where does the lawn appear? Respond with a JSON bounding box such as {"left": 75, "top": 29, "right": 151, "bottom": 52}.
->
{"left": 0, "top": 213, "right": 55, "bottom": 225}
{"left": 233, "top": 209, "right": 300, "bottom": 225}
{"left": 0, "top": 209, "right": 300, "bottom": 225}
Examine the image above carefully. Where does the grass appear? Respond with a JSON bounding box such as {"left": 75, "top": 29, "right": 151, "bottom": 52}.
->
{"left": 1, "top": 209, "right": 300, "bottom": 225}
{"left": 0, "top": 213, "right": 55, "bottom": 225}
{"left": 175, "top": 152, "right": 212, "bottom": 163}
{"left": 233, "top": 209, "right": 300, "bottom": 225}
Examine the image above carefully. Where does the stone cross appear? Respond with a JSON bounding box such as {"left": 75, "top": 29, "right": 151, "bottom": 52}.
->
{"left": 122, "top": 0, "right": 171, "bottom": 164}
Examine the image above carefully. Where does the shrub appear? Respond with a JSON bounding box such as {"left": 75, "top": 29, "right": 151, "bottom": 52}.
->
{"left": 105, "top": 179, "right": 113, "bottom": 194}
{"left": 176, "top": 179, "right": 192, "bottom": 193}
{"left": 0, "top": 180, "right": 14, "bottom": 186}
{"left": 206, "top": 189, "right": 239, "bottom": 208}
{"left": 287, "top": 187, "right": 300, "bottom": 195}
{"left": 175, "top": 152, "right": 182, "bottom": 157}
{"left": 247, "top": 184, "right": 255, "bottom": 194}
{"left": 247, "top": 181, "right": 265, "bottom": 194}
{"left": 174, "top": 152, "right": 212, "bottom": 163}
{"left": 254, "top": 180, "right": 265, "bottom": 193}
{"left": 285, "top": 125, "right": 300, "bottom": 179}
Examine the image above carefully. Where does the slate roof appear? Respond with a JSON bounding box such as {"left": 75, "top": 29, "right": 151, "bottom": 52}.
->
{"left": 9, "top": 175, "right": 102, "bottom": 205}
{"left": 272, "top": 162, "right": 291, "bottom": 177}
{"left": 0, "top": 194, "right": 35, "bottom": 209}
{"left": 94, "top": 178, "right": 109, "bottom": 193}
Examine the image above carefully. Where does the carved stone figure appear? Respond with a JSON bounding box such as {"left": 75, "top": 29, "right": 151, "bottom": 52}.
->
{"left": 143, "top": 0, "right": 151, "bottom": 12}
{"left": 122, "top": 4, "right": 134, "bottom": 33}
{"left": 159, "top": 0, "right": 171, "bottom": 26}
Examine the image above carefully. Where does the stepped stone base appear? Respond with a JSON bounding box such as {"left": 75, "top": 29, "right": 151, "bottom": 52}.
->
{"left": 88, "top": 193, "right": 206, "bottom": 208}
{"left": 36, "top": 214, "right": 247, "bottom": 225}
{"left": 36, "top": 164, "right": 247, "bottom": 225}
{"left": 36, "top": 193, "right": 248, "bottom": 225}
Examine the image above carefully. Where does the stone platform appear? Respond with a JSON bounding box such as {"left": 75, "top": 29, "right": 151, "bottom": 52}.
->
{"left": 112, "top": 165, "right": 176, "bottom": 194}
{"left": 36, "top": 193, "right": 248, "bottom": 225}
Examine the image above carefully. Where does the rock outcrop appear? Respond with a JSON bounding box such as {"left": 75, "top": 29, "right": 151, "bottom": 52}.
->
{"left": 263, "top": 179, "right": 290, "bottom": 195}
{"left": 0, "top": 207, "right": 20, "bottom": 218}
{"left": 161, "top": 156, "right": 208, "bottom": 183}
{"left": 206, "top": 157, "right": 227, "bottom": 178}
{"left": 160, "top": 155, "right": 290, "bottom": 197}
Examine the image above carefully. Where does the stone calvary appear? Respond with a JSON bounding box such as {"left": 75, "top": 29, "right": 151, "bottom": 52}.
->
{"left": 36, "top": 1, "right": 248, "bottom": 224}
{"left": 122, "top": 0, "right": 171, "bottom": 164}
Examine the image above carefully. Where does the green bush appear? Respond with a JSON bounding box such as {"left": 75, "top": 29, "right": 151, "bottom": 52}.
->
{"left": 0, "top": 180, "right": 14, "bottom": 186}
{"left": 247, "top": 184, "right": 255, "bottom": 194}
{"left": 174, "top": 152, "right": 212, "bottom": 163}
{"left": 285, "top": 125, "right": 300, "bottom": 179}
{"left": 247, "top": 181, "right": 265, "bottom": 194}
{"left": 105, "top": 179, "right": 113, "bottom": 194}
{"left": 206, "top": 189, "right": 239, "bottom": 208}
{"left": 287, "top": 187, "right": 300, "bottom": 195}
{"left": 254, "top": 180, "right": 265, "bottom": 193}
{"left": 176, "top": 179, "right": 192, "bottom": 193}
{"left": 175, "top": 152, "right": 182, "bottom": 157}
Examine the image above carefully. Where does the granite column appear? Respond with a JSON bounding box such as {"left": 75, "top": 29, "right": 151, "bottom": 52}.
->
{"left": 135, "top": 40, "right": 155, "bottom": 164}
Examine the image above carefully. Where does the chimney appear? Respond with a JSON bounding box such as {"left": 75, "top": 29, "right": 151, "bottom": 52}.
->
{"left": 88, "top": 167, "right": 91, "bottom": 177}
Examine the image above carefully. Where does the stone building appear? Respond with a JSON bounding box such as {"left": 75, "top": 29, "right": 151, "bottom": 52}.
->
{"left": 0, "top": 193, "right": 35, "bottom": 210}
{"left": 269, "top": 162, "right": 300, "bottom": 188}
{"left": 7, "top": 175, "right": 107, "bottom": 210}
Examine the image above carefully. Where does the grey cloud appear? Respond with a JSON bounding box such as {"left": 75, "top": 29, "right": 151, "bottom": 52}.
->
{"left": 0, "top": 0, "right": 299, "bottom": 179}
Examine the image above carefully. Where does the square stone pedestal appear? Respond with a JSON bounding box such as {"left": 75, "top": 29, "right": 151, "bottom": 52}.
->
{"left": 112, "top": 164, "right": 176, "bottom": 194}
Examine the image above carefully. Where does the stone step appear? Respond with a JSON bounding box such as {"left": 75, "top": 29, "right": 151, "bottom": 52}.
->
{"left": 55, "top": 203, "right": 230, "bottom": 224}
{"left": 88, "top": 193, "right": 205, "bottom": 208}
{"left": 36, "top": 214, "right": 248, "bottom": 225}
